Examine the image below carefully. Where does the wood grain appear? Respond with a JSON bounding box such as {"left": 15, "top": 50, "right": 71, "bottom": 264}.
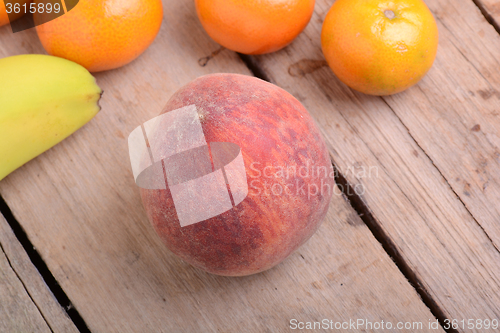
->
{"left": 248, "top": 0, "right": 500, "bottom": 329}
{"left": 0, "top": 214, "right": 78, "bottom": 333}
{"left": 0, "top": 0, "right": 441, "bottom": 331}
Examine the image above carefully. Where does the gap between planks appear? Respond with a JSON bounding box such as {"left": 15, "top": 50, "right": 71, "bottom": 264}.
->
{"left": 0, "top": 195, "right": 90, "bottom": 333}
{"left": 471, "top": 0, "right": 500, "bottom": 34}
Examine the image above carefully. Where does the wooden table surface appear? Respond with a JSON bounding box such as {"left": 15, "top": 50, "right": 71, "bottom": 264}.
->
{"left": 1, "top": 0, "right": 500, "bottom": 332}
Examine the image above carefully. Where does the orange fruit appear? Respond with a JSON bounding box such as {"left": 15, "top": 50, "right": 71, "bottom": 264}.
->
{"left": 0, "top": 2, "right": 8, "bottom": 27}
{"left": 0, "top": 0, "right": 30, "bottom": 27}
{"left": 195, "top": 0, "right": 315, "bottom": 55}
{"left": 321, "top": 0, "right": 439, "bottom": 95}
{"left": 34, "top": 0, "right": 163, "bottom": 72}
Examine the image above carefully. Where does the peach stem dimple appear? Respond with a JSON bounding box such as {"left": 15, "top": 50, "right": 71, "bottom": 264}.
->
{"left": 384, "top": 10, "right": 395, "bottom": 19}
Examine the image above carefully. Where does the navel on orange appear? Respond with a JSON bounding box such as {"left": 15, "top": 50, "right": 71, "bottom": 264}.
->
{"left": 195, "top": 0, "right": 315, "bottom": 55}
{"left": 321, "top": 0, "right": 439, "bottom": 96}
{"left": 34, "top": 0, "right": 163, "bottom": 72}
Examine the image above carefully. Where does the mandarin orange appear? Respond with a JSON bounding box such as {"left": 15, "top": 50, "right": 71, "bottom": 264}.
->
{"left": 34, "top": 0, "right": 163, "bottom": 72}
{"left": 321, "top": 0, "right": 438, "bottom": 95}
{"left": 195, "top": 0, "right": 315, "bottom": 55}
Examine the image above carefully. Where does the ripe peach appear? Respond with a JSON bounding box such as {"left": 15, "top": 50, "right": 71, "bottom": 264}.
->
{"left": 140, "top": 74, "right": 333, "bottom": 276}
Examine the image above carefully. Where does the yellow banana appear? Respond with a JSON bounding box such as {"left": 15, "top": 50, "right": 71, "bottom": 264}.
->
{"left": 0, "top": 54, "right": 102, "bottom": 181}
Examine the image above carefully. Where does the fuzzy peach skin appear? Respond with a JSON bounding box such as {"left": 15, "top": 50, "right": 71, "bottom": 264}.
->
{"left": 140, "top": 74, "right": 333, "bottom": 276}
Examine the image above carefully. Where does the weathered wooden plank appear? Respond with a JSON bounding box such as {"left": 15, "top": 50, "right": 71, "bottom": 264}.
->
{"left": 248, "top": 0, "right": 500, "bottom": 329}
{"left": 406, "top": 0, "right": 500, "bottom": 250}
{"left": 0, "top": 214, "right": 78, "bottom": 333}
{"left": 0, "top": 176, "right": 441, "bottom": 332}
{"left": 0, "top": 0, "right": 441, "bottom": 331}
